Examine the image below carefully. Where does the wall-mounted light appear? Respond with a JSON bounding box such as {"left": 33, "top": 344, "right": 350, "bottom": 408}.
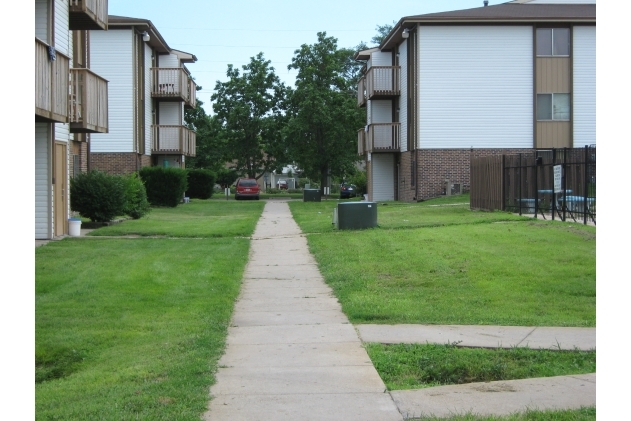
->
{"left": 402, "top": 28, "right": 410, "bottom": 39}
{"left": 142, "top": 31, "right": 150, "bottom": 42}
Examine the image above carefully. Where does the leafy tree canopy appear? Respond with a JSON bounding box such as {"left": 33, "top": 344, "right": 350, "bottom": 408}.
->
{"left": 285, "top": 32, "right": 364, "bottom": 192}
{"left": 371, "top": 21, "right": 396, "bottom": 45}
{"left": 211, "top": 53, "right": 289, "bottom": 179}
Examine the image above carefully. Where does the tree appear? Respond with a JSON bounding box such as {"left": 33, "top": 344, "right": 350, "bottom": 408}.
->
{"left": 285, "top": 32, "right": 364, "bottom": 193}
{"left": 184, "top": 86, "right": 227, "bottom": 172}
{"left": 371, "top": 21, "right": 395, "bottom": 45}
{"left": 211, "top": 53, "right": 289, "bottom": 179}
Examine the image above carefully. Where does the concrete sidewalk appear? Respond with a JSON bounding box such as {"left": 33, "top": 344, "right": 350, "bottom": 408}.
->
{"left": 203, "top": 200, "right": 402, "bottom": 421}
{"left": 202, "top": 199, "right": 596, "bottom": 420}
{"left": 357, "top": 324, "right": 595, "bottom": 351}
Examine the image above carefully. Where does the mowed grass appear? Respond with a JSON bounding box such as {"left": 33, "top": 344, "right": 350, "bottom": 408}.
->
{"left": 366, "top": 343, "right": 596, "bottom": 390}
{"left": 36, "top": 238, "right": 248, "bottom": 420}
{"left": 88, "top": 199, "right": 264, "bottom": 238}
{"left": 289, "top": 196, "right": 595, "bottom": 327}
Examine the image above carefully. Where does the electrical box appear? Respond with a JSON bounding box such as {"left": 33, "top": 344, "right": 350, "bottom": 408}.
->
{"left": 336, "top": 202, "right": 378, "bottom": 230}
{"left": 303, "top": 189, "right": 321, "bottom": 202}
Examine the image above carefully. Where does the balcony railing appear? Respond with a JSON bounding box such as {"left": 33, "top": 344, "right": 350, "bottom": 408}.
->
{"left": 152, "top": 125, "right": 196, "bottom": 157}
{"left": 35, "top": 38, "right": 70, "bottom": 123}
{"left": 151, "top": 68, "right": 197, "bottom": 108}
{"left": 366, "top": 123, "right": 400, "bottom": 153}
{"left": 365, "top": 66, "right": 400, "bottom": 100}
{"left": 357, "top": 129, "right": 366, "bottom": 155}
{"left": 69, "top": 69, "right": 108, "bottom": 133}
{"left": 357, "top": 76, "right": 366, "bottom": 107}
{"left": 69, "top": 0, "right": 108, "bottom": 30}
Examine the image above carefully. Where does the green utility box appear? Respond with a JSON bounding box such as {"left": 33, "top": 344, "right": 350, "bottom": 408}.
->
{"left": 336, "top": 202, "right": 377, "bottom": 230}
{"left": 303, "top": 189, "right": 321, "bottom": 202}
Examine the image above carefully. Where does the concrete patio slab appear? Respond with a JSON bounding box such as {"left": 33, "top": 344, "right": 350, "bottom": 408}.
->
{"left": 390, "top": 374, "right": 596, "bottom": 419}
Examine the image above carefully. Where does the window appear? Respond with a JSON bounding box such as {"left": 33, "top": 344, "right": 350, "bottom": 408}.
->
{"left": 537, "top": 93, "right": 570, "bottom": 121}
{"left": 536, "top": 28, "right": 570, "bottom": 56}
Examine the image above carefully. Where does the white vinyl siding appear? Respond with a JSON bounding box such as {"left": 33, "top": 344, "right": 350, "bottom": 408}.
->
{"left": 35, "top": 123, "right": 51, "bottom": 239}
{"left": 418, "top": 26, "right": 533, "bottom": 149}
{"left": 158, "top": 54, "right": 179, "bottom": 68}
{"left": 573, "top": 26, "right": 596, "bottom": 147}
{"left": 369, "top": 51, "right": 392, "bottom": 68}
{"left": 399, "top": 40, "right": 408, "bottom": 153}
{"left": 159, "top": 102, "right": 181, "bottom": 125}
{"left": 89, "top": 30, "right": 135, "bottom": 152}
{"left": 366, "top": 101, "right": 372, "bottom": 125}
{"left": 35, "top": 0, "right": 49, "bottom": 42}
{"left": 145, "top": 44, "right": 153, "bottom": 155}
{"left": 371, "top": 100, "right": 391, "bottom": 124}
{"left": 54, "top": 0, "right": 70, "bottom": 55}
{"left": 371, "top": 154, "right": 395, "bottom": 202}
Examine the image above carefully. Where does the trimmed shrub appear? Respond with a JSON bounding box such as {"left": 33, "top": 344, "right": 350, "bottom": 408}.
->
{"left": 70, "top": 170, "right": 125, "bottom": 222}
{"left": 186, "top": 169, "right": 216, "bottom": 199}
{"left": 139, "top": 166, "right": 188, "bottom": 207}
{"left": 216, "top": 167, "right": 239, "bottom": 188}
{"left": 121, "top": 173, "right": 151, "bottom": 219}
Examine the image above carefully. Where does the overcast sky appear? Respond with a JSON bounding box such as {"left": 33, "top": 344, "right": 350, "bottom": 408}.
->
{"left": 108, "top": 0, "right": 507, "bottom": 114}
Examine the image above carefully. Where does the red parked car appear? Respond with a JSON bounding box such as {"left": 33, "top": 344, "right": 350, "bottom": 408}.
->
{"left": 235, "top": 178, "right": 260, "bottom": 200}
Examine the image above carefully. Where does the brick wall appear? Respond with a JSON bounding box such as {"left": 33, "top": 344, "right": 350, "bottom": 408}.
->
{"left": 398, "top": 151, "right": 415, "bottom": 202}
{"left": 90, "top": 153, "right": 150, "bottom": 175}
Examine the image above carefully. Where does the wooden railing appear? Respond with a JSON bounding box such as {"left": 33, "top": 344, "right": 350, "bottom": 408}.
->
{"left": 151, "top": 68, "right": 197, "bottom": 108}
{"left": 357, "top": 76, "right": 366, "bottom": 107}
{"left": 365, "top": 66, "right": 400, "bottom": 99}
{"left": 35, "top": 38, "right": 70, "bottom": 123}
{"left": 151, "top": 125, "right": 196, "bottom": 156}
{"left": 366, "top": 123, "right": 400, "bottom": 152}
{"left": 69, "top": 69, "right": 108, "bottom": 133}
{"left": 69, "top": 0, "right": 108, "bottom": 30}
{"left": 357, "top": 129, "right": 366, "bottom": 155}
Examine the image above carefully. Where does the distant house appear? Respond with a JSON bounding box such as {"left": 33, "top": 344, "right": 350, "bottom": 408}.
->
{"left": 355, "top": 0, "right": 596, "bottom": 202}
{"left": 88, "top": 16, "right": 198, "bottom": 174}
{"left": 35, "top": 0, "right": 109, "bottom": 239}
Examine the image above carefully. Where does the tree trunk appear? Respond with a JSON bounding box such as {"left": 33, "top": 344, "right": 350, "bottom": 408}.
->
{"left": 320, "top": 165, "right": 328, "bottom": 196}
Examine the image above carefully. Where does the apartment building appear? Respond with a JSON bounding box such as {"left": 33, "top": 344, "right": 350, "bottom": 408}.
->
{"left": 88, "top": 16, "right": 197, "bottom": 174}
{"left": 35, "top": 0, "right": 109, "bottom": 239}
{"left": 355, "top": 0, "right": 596, "bottom": 202}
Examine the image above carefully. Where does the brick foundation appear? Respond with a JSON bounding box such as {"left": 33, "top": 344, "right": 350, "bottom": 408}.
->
{"left": 386, "top": 149, "right": 536, "bottom": 202}
{"left": 90, "top": 153, "right": 151, "bottom": 175}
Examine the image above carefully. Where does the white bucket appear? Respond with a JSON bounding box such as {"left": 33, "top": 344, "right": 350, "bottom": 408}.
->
{"left": 68, "top": 219, "right": 82, "bottom": 237}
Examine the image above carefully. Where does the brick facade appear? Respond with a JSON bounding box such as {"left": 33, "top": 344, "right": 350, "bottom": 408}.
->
{"left": 388, "top": 149, "right": 535, "bottom": 202}
{"left": 90, "top": 153, "right": 151, "bottom": 175}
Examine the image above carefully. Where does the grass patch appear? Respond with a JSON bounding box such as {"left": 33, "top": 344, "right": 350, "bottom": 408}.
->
{"left": 36, "top": 237, "right": 248, "bottom": 420}
{"left": 366, "top": 343, "right": 595, "bottom": 390}
{"left": 406, "top": 406, "right": 595, "bottom": 421}
{"left": 87, "top": 199, "right": 264, "bottom": 238}
{"left": 289, "top": 195, "right": 595, "bottom": 327}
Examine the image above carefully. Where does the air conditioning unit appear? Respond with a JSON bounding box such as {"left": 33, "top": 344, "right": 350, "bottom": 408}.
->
{"left": 445, "top": 179, "right": 462, "bottom": 196}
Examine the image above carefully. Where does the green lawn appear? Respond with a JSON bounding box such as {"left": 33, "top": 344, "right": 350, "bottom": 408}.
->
{"left": 36, "top": 200, "right": 263, "bottom": 420}
{"left": 407, "top": 407, "right": 595, "bottom": 421}
{"left": 289, "top": 195, "right": 595, "bottom": 327}
{"left": 87, "top": 199, "right": 264, "bottom": 238}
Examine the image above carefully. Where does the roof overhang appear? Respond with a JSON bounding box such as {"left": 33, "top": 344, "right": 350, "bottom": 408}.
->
{"left": 107, "top": 15, "right": 171, "bottom": 54}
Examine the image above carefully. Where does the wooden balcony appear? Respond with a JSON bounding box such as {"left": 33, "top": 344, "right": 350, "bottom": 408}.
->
{"left": 69, "top": 0, "right": 108, "bottom": 30}
{"left": 357, "top": 76, "right": 367, "bottom": 107}
{"left": 357, "top": 129, "right": 366, "bottom": 155}
{"left": 152, "top": 125, "right": 196, "bottom": 157}
{"left": 35, "top": 38, "right": 70, "bottom": 123}
{"left": 69, "top": 69, "right": 108, "bottom": 133}
{"left": 365, "top": 66, "right": 400, "bottom": 100}
{"left": 151, "top": 68, "right": 197, "bottom": 108}
{"left": 366, "top": 123, "right": 400, "bottom": 153}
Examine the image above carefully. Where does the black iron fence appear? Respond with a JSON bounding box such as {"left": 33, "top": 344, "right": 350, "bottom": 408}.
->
{"left": 504, "top": 146, "right": 596, "bottom": 225}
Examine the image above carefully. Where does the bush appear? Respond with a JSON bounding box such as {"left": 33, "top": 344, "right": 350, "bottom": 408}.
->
{"left": 349, "top": 171, "right": 367, "bottom": 196}
{"left": 139, "top": 167, "right": 188, "bottom": 207}
{"left": 70, "top": 170, "right": 125, "bottom": 222}
{"left": 186, "top": 169, "right": 216, "bottom": 199}
{"left": 216, "top": 168, "right": 239, "bottom": 188}
{"left": 121, "top": 173, "right": 151, "bottom": 219}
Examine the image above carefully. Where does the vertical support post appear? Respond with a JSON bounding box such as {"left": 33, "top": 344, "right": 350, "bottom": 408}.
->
{"left": 552, "top": 149, "right": 556, "bottom": 221}
{"left": 518, "top": 154, "right": 522, "bottom": 216}
{"left": 534, "top": 151, "right": 538, "bottom": 219}
{"left": 584, "top": 145, "right": 589, "bottom": 225}
{"left": 562, "top": 147, "right": 567, "bottom": 221}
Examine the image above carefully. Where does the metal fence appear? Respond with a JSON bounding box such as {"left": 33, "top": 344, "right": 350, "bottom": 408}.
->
{"left": 471, "top": 146, "right": 596, "bottom": 225}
